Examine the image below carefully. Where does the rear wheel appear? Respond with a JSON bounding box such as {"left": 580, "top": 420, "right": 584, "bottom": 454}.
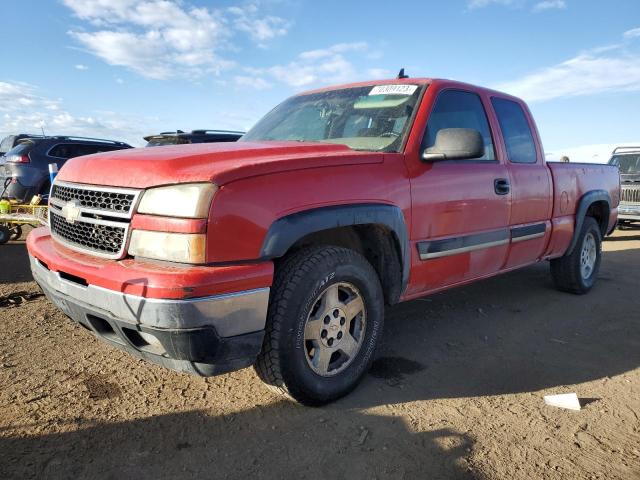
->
{"left": 550, "top": 216, "right": 602, "bottom": 294}
{"left": 9, "top": 224, "right": 22, "bottom": 241}
{"left": 254, "top": 245, "right": 384, "bottom": 406}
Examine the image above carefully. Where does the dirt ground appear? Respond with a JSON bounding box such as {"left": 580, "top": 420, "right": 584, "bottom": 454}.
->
{"left": 0, "top": 227, "right": 638, "bottom": 480}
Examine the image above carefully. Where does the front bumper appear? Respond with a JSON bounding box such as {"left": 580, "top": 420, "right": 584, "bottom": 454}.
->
{"left": 618, "top": 203, "right": 640, "bottom": 221}
{"left": 30, "top": 254, "right": 270, "bottom": 376}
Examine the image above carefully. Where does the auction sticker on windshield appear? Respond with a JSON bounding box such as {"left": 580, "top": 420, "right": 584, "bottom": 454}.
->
{"left": 369, "top": 85, "right": 418, "bottom": 96}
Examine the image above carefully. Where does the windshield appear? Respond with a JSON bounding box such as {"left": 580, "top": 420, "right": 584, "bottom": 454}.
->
{"left": 610, "top": 154, "right": 640, "bottom": 175}
{"left": 241, "top": 84, "right": 424, "bottom": 152}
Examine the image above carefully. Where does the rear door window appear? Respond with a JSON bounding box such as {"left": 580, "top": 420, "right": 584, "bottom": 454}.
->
{"left": 69, "top": 144, "right": 121, "bottom": 156}
{"left": 492, "top": 98, "right": 538, "bottom": 164}
{"left": 48, "top": 143, "right": 75, "bottom": 159}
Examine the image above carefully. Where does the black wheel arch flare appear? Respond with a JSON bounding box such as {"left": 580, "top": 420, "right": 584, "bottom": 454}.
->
{"left": 259, "top": 204, "right": 410, "bottom": 296}
{"left": 565, "top": 190, "right": 611, "bottom": 256}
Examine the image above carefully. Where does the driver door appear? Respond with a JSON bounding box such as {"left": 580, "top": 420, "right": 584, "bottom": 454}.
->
{"left": 405, "top": 88, "right": 512, "bottom": 296}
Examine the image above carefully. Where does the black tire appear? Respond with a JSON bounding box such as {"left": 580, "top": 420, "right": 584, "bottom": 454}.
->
{"left": 550, "top": 216, "right": 602, "bottom": 294}
{"left": 0, "top": 225, "right": 10, "bottom": 245}
{"left": 254, "top": 245, "right": 384, "bottom": 406}
{"left": 617, "top": 220, "right": 631, "bottom": 230}
{"left": 10, "top": 224, "right": 22, "bottom": 241}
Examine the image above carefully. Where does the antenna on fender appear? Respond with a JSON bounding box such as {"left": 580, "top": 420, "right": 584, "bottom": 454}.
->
{"left": 397, "top": 68, "right": 409, "bottom": 79}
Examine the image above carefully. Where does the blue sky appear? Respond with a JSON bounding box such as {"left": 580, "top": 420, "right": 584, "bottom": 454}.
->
{"left": 1, "top": 0, "right": 639, "bottom": 161}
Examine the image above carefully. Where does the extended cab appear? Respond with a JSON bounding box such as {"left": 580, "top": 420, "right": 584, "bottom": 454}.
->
{"left": 27, "top": 78, "right": 620, "bottom": 405}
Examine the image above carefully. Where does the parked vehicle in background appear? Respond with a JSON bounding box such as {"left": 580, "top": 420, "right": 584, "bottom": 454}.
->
{"left": 144, "top": 130, "right": 244, "bottom": 147}
{"left": 1, "top": 136, "right": 131, "bottom": 202}
{"left": 0, "top": 133, "right": 45, "bottom": 157}
{"left": 609, "top": 146, "right": 640, "bottom": 225}
{"left": 27, "top": 77, "right": 619, "bottom": 405}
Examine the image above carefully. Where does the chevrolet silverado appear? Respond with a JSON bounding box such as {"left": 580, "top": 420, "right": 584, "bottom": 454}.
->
{"left": 27, "top": 78, "right": 620, "bottom": 405}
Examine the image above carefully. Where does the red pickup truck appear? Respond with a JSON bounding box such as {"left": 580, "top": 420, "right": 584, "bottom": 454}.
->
{"left": 27, "top": 78, "right": 620, "bottom": 405}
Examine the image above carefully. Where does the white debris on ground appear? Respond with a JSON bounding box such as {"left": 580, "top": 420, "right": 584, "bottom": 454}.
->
{"left": 544, "top": 393, "right": 581, "bottom": 411}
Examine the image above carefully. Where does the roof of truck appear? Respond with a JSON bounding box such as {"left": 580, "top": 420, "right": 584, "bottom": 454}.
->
{"left": 298, "top": 77, "right": 523, "bottom": 102}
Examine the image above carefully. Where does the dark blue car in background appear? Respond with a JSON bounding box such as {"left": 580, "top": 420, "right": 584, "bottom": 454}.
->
{"left": 1, "top": 136, "right": 131, "bottom": 202}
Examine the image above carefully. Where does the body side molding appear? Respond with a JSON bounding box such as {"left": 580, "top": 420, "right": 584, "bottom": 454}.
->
{"left": 417, "top": 229, "right": 510, "bottom": 260}
{"left": 511, "top": 222, "right": 546, "bottom": 243}
{"left": 418, "top": 222, "right": 548, "bottom": 261}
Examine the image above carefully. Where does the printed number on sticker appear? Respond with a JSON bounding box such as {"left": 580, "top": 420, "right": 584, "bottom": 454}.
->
{"left": 369, "top": 85, "right": 418, "bottom": 96}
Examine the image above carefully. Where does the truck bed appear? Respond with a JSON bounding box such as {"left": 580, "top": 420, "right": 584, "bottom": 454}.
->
{"left": 548, "top": 162, "right": 620, "bottom": 231}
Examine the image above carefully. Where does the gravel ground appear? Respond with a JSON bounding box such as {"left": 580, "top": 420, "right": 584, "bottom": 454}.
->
{"left": 1, "top": 227, "right": 639, "bottom": 479}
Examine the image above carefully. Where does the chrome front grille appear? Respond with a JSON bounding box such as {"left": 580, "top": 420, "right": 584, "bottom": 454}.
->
{"left": 50, "top": 211, "right": 127, "bottom": 255}
{"left": 51, "top": 182, "right": 138, "bottom": 217}
{"left": 620, "top": 184, "right": 640, "bottom": 204}
{"left": 49, "top": 181, "right": 142, "bottom": 259}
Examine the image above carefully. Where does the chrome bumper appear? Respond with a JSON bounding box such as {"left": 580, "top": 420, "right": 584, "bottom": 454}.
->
{"left": 618, "top": 203, "right": 640, "bottom": 221}
{"left": 29, "top": 254, "right": 271, "bottom": 376}
{"left": 29, "top": 254, "right": 269, "bottom": 337}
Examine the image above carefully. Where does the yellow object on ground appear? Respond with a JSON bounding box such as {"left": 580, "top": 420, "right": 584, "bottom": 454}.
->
{"left": 0, "top": 199, "right": 10, "bottom": 215}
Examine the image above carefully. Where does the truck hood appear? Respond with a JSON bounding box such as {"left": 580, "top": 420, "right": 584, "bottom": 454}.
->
{"left": 56, "top": 141, "right": 382, "bottom": 189}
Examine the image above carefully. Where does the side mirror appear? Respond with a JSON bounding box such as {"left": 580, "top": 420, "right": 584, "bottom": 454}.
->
{"left": 422, "top": 128, "right": 484, "bottom": 162}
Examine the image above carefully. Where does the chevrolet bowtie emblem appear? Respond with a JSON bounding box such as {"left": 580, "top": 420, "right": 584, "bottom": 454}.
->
{"left": 61, "top": 200, "right": 81, "bottom": 224}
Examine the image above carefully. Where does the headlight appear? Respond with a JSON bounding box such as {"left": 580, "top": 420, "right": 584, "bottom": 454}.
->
{"left": 128, "top": 231, "right": 206, "bottom": 264}
{"left": 137, "top": 183, "right": 217, "bottom": 218}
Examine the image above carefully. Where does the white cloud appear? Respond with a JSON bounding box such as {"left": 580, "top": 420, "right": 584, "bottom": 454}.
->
{"left": 234, "top": 75, "right": 272, "bottom": 90}
{"left": 74, "top": 64, "right": 89, "bottom": 70}
{"left": 468, "top": 0, "right": 567, "bottom": 10}
{"left": 229, "top": 3, "right": 289, "bottom": 46}
{"left": 63, "top": 0, "right": 288, "bottom": 80}
{"left": 468, "top": 0, "right": 517, "bottom": 9}
{"left": 298, "top": 42, "right": 368, "bottom": 61}
{"left": 0, "top": 81, "right": 149, "bottom": 146}
{"left": 0, "top": 82, "right": 60, "bottom": 114}
{"left": 532, "top": 0, "right": 566, "bottom": 12}
{"left": 243, "top": 42, "right": 378, "bottom": 89}
{"left": 624, "top": 27, "right": 640, "bottom": 39}
{"left": 367, "top": 68, "right": 392, "bottom": 79}
{"left": 494, "top": 42, "right": 640, "bottom": 102}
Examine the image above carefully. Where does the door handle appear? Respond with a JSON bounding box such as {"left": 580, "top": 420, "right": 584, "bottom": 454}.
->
{"left": 494, "top": 178, "right": 510, "bottom": 195}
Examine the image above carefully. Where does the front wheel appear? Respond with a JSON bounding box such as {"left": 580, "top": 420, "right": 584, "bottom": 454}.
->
{"left": 254, "top": 245, "right": 384, "bottom": 406}
{"left": 550, "top": 216, "right": 602, "bottom": 294}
